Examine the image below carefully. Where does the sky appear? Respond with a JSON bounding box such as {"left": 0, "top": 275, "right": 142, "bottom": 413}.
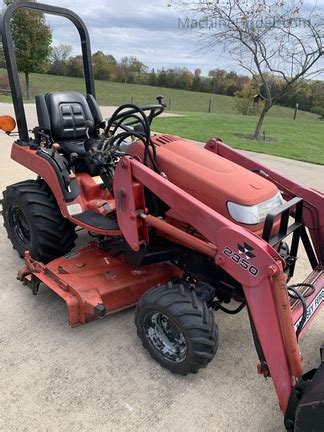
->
{"left": 37, "top": 0, "right": 237, "bottom": 75}
{"left": 7, "top": 0, "right": 324, "bottom": 77}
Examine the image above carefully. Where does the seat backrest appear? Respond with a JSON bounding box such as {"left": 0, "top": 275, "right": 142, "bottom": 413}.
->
{"left": 35, "top": 91, "right": 103, "bottom": 142}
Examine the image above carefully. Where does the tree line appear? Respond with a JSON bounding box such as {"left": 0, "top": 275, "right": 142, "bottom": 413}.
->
{"left": 235, "top": 77, "right": 324, "bottom": 120}
{"left": 49, "top": 44, "right": 250, "bottom": 96}
{"left": 2, "top": 39, "right": 324, "bottom": 119}
{"left": 49, "top": 45, "right": 324, "bottom": 119}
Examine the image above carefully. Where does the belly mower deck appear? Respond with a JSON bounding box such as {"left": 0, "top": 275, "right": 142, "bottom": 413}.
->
{"left": 17, "top": 243, "right": 179, "bottom": 327}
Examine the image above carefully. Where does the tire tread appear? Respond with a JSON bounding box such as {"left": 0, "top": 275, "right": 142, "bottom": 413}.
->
{"left": 2, "top": 179, "right": 77, "bottom": 262}
{"left": 135, "top": 281, "right": 219, "bottom": 375}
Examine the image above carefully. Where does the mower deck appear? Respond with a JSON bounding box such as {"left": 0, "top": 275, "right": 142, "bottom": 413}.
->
{"left": 18, "top": 243, "right": 179, "bottom": 327}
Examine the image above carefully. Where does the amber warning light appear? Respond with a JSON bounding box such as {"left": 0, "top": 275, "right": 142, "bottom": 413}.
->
{"left": 0, "top": 115, "right": 16, "bottom": 134}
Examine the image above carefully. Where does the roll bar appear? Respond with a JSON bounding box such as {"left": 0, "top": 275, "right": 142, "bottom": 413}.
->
{"left": 0, "top": 2, "right": 96, "bottom": 143}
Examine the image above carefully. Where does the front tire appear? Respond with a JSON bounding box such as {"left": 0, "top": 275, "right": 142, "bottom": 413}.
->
{"left": 135, "top": 281, "right": 219, "bottom": 375}
{"left": 2, "top": 180, "right": 77, "bottom": 263}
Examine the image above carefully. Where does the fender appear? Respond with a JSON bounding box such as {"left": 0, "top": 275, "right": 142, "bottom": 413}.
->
{"left": 11, "top": 142, "right": 80, "bottom": 216}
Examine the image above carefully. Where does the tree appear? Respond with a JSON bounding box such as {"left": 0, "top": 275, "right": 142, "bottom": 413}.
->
{"left": 49, "top": 44, "right": 72, "bottom": 76}
{"left": 235, "top": 81, "right": 262, "bottom": 116}
{"left": 0, "top": 44, "right": 6, "bottom": 69}
{"left": 208, "top": 69, "right": 227, "bottom": 94}
{"left": 172, "top": 0, "right": 324, "bottom": 139}
{"left": 67, "top": 55, "right": 84, "bottom": 78}
{"left": 92, "top": 51, "right": 117, "bottom": 81}
{"left": 117, "top": 56, "right": 147, "bottom": 83}
{"left": 6, "top": 0, "right": 52, "bottom": 99}
{"left": 192, "top": 68, "right": 202, "bottom": 91}
{"left": 165, "top": 68, "right": 179, "bottom": 88}
{"left": 158, "top": 68, "right": 168, "bottom": 87}
{"left": 148, "top": 68, "right": 158, "bottom": 86}
{"left": 181, "top": 69, "right": 194, "bottom": 90}
{"left": 310, "top": 81, "right": 324, "bottom": 120}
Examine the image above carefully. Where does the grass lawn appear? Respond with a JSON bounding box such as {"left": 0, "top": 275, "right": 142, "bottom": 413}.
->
{"left": 153, "top": 112, "right": 324, "bottom": 165}
{"left": 0, "top": 70, "right": 238, "bottom": 113}
{"left": 0, "top": 70, "right": 318, "bottom": 120}
{"left": 0, "top": 70, "right": 323, "bottom": 164}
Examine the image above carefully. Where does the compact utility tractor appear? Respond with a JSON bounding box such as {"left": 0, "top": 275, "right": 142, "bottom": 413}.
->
{"left": 1, "top": 3, "right": 324, "bottom": 430}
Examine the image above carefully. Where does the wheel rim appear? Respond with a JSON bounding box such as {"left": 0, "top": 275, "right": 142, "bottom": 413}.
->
{"left": 143, "top": 312, "right": 187, "bottom": 363}
{"left": 8, "top": 206, "right": 31, "bottom": 244}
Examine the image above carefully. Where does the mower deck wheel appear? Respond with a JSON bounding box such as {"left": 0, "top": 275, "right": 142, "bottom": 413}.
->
{"left": 135, "top": 281, "right": 219, "bottom": 375}
{"left": 2, "top": 179, "right": 77, "bottom": 263}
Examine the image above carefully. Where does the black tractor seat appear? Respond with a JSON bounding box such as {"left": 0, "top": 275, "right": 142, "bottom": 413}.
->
{"left": 35, "top": 91, "right": 103, "bottom": 164}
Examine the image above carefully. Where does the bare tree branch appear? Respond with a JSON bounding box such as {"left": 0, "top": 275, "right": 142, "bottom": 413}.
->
{"left": 172, "top": 0, "right": 324, "bottom": 138}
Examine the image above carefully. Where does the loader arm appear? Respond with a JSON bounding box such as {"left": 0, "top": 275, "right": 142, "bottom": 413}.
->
{"left": 114, "top": 155, "right": 304, "bottom": 412}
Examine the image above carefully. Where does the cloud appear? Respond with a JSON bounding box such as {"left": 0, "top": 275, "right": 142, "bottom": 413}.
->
{"left": 36, "top": 0, "right": 229, "bottom": 74}
{"left": 32, "top": 0, "right": 324, "bottom": 76}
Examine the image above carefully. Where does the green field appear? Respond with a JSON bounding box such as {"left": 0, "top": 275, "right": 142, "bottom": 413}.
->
{"left": 0, "top": 70, "right": 318, "bottom": 119}
{"left": 0, "top": 71, "right": 323, "bottom": 164}
{"left": 154, "top": 113, "right": 324, "bottom": 165}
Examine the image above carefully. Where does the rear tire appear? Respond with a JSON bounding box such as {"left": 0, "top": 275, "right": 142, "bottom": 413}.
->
{"left": 135, "top": 281, "right": 219, "bottom": 375}
{"left": 2, "top": 180, "right": 77, "bottom": 263}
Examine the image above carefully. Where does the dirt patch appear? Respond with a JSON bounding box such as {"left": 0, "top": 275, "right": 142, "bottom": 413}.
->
{"left": 234, "top": 133, "right": 277, "bottom": 142}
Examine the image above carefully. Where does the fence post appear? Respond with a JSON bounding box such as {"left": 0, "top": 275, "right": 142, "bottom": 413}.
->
{"left": 169, "top": 98, "right": 172, "bottom": 111}
{"left": 208, "top": 99, "right": 212, "bottom": 113}
{"left": 293, "top": 103, "right": 299, "bottom": 120}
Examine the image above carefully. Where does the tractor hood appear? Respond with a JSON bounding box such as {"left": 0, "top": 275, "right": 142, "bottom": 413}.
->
{"left": 129, "top": 134, "right": 281, "bottom": 230}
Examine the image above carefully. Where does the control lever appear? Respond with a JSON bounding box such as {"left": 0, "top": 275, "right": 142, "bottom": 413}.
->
{"left": 70, "top": 152, "right": 79, "bottom": 171}
{"left": 68, "top": 152, "right": 79, "bottom": 187}
{"left": 156, "top": 95, "right": 164, "bottom": 106}
{"left": 85, "top": 119, "right": 94, "bottom": 139}
{"left": 51, "top": 143, "right": 61, "bottom": 158}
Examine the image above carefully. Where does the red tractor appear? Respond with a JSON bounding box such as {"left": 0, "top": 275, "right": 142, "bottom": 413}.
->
{"left": 1, "top": 3, "right": 324, "bottom": 430}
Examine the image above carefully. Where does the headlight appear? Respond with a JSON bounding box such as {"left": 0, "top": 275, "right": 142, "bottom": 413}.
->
{"left": 227, "top": 192, "right": 284, "bottom": 225}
